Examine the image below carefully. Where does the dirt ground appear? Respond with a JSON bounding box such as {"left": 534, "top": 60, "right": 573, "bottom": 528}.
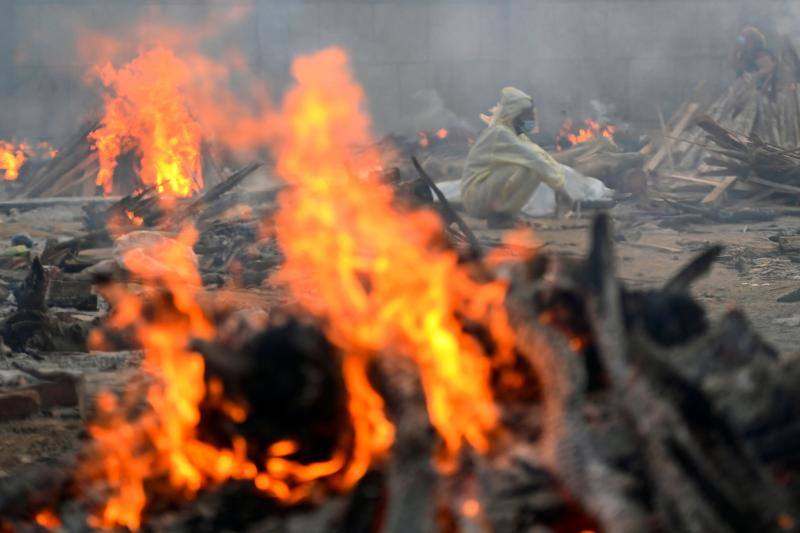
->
{"left": 490, "top": 204, "right": 800, "bottom": 356}
{"left": 1, "top": 199, "right": 799, "bottom": 488}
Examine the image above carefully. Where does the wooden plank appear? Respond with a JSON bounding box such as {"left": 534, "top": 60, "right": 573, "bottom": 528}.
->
{"left": 701, "top": 175, "right": 738, "bottom": 204}
{"left": 656, "top": 105, "right": 676, "bottom": 171}
{"left": 748, "top": 176, "right": 800, "bottom": 195}
{"left": 0, "top": 196, "right": 120, "bottom": 213}
{"left": 646, "top": 102, "right": 700, "bottom": 173}
{"left": 620, "top": 241, "right": 682, "bottom": 254}
{"left": 662, "top": 173, "right": 722, "bottom": 187}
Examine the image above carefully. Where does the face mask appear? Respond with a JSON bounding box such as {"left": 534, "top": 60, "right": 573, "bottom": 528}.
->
{"left": 517, "top": 119, "right": 536, "bottom": 134}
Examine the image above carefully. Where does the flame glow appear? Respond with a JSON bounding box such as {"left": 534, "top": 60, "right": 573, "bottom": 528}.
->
{"left": 556, "top": 118, "right": 616, "bottom": 149}
{"left": 89, "top": 46, "right": 206, "bottom": 198}
{"left": 34, "top": 509, "right": 62, "bottom": 530}
{"left": 272, "top": 48, "right": 515, "bottom": 468}
{"left": 83, "top": 225, "right": 368, "bottom": 530}
{"left": 77, "top": 47, "right": 518, "bottom": 531}
{"left": 0, "top": 141, "right": 26, "bottom": 181}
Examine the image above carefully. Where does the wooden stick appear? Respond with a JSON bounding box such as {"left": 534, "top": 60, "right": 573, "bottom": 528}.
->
{"left": 657, "top": 104, "right": 676, "bottom": 171}
{"left": 662, "top": 173, "right": 723, "bottom": 187}
{"left": 620, "top": 241, "right": 682, "bottom": 254}
{"left": 411, "top": 157, "right": 482, "bottom": 257}
{"left": 646, "top": 102, "right": 700, "bottom": 173}
{"left": 701, "top": 176, "right": 738, "bottom": 204}
{"left": 748, "top": 176, "right": 800, "bottom": 194}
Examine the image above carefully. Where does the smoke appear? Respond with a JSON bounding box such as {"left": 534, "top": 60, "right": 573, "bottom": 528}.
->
{"left": 397, "top": 89, "right": 478, "bottom": 137}
{"left": 1, "top": 0, "right": 799, "bottom": 142}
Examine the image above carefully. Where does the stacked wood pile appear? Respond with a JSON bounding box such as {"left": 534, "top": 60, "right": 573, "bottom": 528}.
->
{"left": 9, "top": 121, "right": 226, "bottom": 199}
{"left": 662, "top": 39, "right": 800, "bottom": 173}
{"left": 12, "top": 121, "right": 103, "bottom": 199}
{"left": 696, "top": 115, "right": 800, "bottom": 201}
{"left": 645, "top": 39, "right": 800, "bottom": 205}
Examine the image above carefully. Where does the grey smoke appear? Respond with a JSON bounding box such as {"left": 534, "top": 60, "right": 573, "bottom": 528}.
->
{"left": 0, "top": 0, "right": 798, "bottom": 143}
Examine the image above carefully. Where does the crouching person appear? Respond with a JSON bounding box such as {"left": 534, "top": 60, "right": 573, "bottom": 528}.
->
{"left": 461, "top": 87, "right": 572, "bottom": 228}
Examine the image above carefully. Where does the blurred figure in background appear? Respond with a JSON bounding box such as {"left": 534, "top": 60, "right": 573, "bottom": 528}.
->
{"left": 731, "top": 26, "right": 776, "bottom": 89}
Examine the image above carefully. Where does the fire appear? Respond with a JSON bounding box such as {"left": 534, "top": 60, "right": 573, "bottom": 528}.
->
{"left": 0, "top": 141, "right": 26, "bottom": 180}
{"left": 34, "top": 509, "right": 62, "bottom": 530}
{"left": 556, "top": 118, "right": 616, "bottom": 149}
{"left": 77, "top": 47, "right": 518, "bottom": 531}
{"left": 80, "top": 224, "right": 393, "bottom": 529}
{"left": 461, "top": 498, "right": 481, "bottom": 518}
{"left": 418, "top": 131, "right": 430, "bottom": 147}
{"left": 39, "top": 142, "right": 59, "bottom": 158}
{"left": 418, "top": 128, "right": 449, "bottom": 147}
{"left": 125, "top": 209, "right": 144, "bottom": 227}
{"left": 89, "top": 46, "right": 205, "bottom": 198}
{"left": 272, "top": 48, "right": 515, "bottom": 467}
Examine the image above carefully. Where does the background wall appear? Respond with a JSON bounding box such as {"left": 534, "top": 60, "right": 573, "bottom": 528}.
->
{"left": 0, "top": 0, "right": 795, "bottom": 142}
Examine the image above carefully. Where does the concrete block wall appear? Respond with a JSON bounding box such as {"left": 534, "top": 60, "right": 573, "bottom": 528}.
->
{"left": 0, "top": 0, "right": 796, "bottom": 141}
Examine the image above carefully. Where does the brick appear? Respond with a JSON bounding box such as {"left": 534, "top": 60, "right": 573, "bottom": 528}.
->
{"left": 0, "top": 390, "right": 41, "bottom": 421}
{"left": 22, "top": 381, "right": 78, "bottom": 410}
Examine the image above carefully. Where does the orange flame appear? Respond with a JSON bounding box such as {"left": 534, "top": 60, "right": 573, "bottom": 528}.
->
{"left": 272, "top": 48, "right": 515, "bottom": 468}
{"left": 0, "top": 141, "right": 26, "bottom": 181}
{"left": 556, "top": 118, "right": 616, "bottom": 150}
{"left": 80, "top": 224, "right": 396, "bottom": 530}
{"left": 78, "top": 47, "right": 519, "bottom": 530}
{"left": 34, "top": 509, "right": 62, "bottom": 530}
{"left": 89, "top": 46, "right": 206, "bottom": 198}
{"left": 418, "top": 131, "right": 430, "bottom": 148}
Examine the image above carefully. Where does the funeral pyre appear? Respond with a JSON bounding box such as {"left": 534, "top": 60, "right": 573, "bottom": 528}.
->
{"left": 0, "top": 44, "right": 800, "bottom": 533}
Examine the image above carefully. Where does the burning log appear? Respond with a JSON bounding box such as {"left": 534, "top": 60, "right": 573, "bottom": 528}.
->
{"left": 551, "top": 136, "right": 648, "bottom": 193}
{"left": 5, "top": 215, "right": 800, "bottom": 531}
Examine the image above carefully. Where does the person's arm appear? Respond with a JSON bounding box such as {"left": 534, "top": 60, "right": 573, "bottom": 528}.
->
{"left": 490, "top": 128, "right": 566, "bottom": 190}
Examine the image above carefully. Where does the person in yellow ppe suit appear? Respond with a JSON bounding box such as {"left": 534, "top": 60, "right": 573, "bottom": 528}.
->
{"left": 461, "top": 87, "right": 572, "bottom": 228}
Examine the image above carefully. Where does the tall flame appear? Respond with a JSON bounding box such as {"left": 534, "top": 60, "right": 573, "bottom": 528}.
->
{"left": 0, "top": 141, "right": 27, "bottom": 181}
{"left": 80, "top": 47, "right": 518, "bottom": 530}
{"left": 89, "top": 46, "right": 205, "bottom": 198}
{"left": 272, "top": 48, "right": 515, "bottom": 467}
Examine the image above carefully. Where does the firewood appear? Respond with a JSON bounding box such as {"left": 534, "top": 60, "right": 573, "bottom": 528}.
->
{"left": 411, "top": 156, "right": 482, "bottom": 257}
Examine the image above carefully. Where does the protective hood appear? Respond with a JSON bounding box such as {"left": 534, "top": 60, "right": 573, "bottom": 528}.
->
{"left": 490, "top": 87, "right": 534, "bottom": 127}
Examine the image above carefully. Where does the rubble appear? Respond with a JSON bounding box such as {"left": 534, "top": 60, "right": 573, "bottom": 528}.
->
{"left": 1, "top": 16, "right": 800, "bottom": 533}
